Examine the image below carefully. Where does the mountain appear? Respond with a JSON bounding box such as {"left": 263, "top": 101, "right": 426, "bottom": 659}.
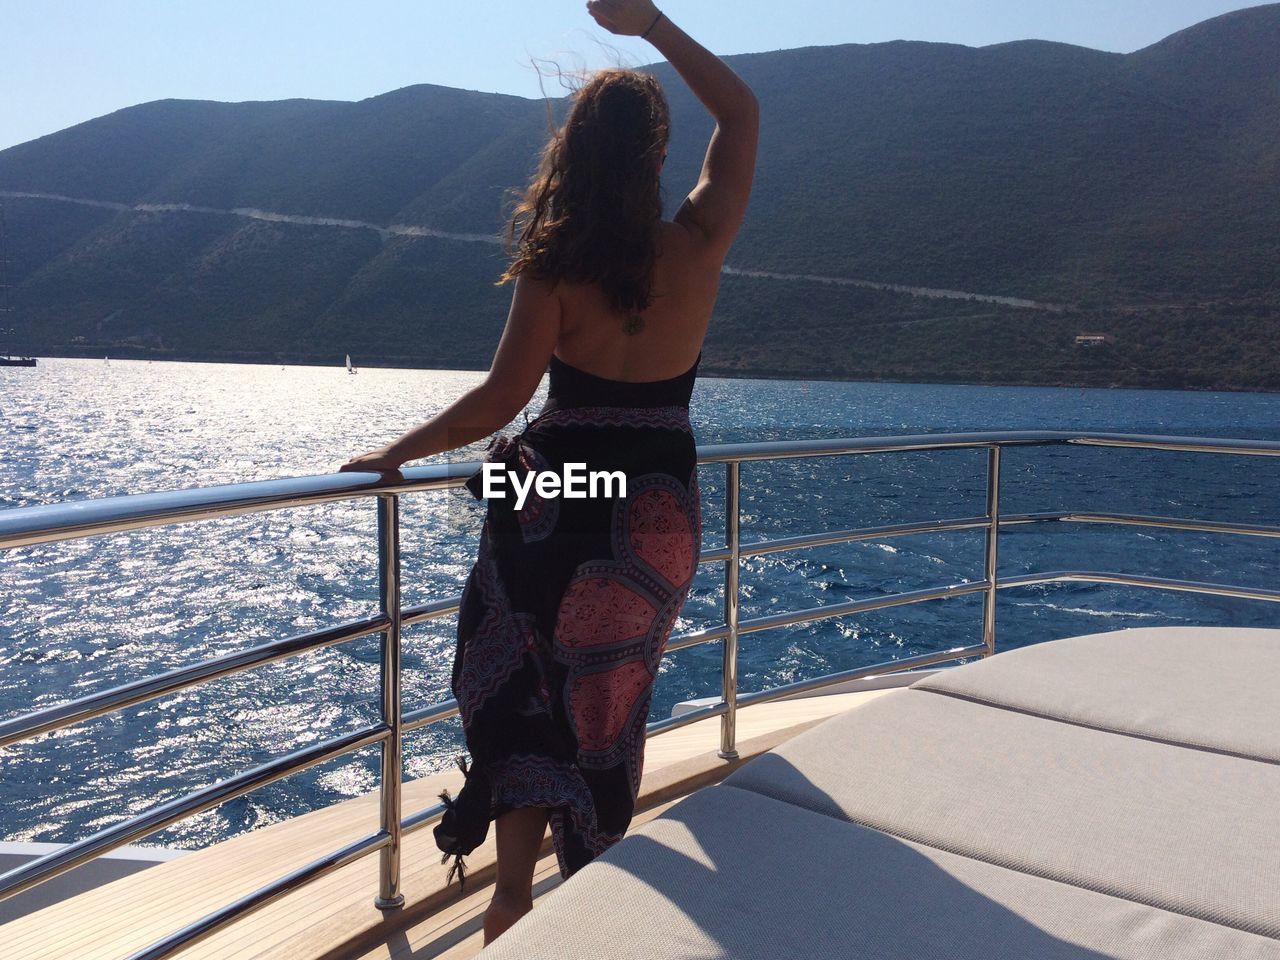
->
{"left": 2, "top": 5, "right": 1278, "bottom": 389}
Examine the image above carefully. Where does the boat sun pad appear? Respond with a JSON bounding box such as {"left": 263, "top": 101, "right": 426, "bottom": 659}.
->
{"left": 478, "top": 626, "right": 1280, "bottom": 959}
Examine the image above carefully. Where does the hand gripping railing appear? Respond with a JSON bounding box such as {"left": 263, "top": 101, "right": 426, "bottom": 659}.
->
{"left": 1, "top": 430, "right": 1278, "bottom": 958}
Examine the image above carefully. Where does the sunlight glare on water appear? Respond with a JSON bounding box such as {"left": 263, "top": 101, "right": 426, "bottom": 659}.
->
{"left": 2, "top": 358, "right": 1278, "bottom": 849}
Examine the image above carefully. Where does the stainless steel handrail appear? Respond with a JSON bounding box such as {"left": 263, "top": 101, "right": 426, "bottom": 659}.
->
{"left": 0, "top": 724, "right": 389, "bottom": 902}
{"left": 1, "top": 430, "right": 1277, "bottom": 959}
{"left": 5, "top": 431, "right": 1277, "bottom": 550}
{"left": 1003, "top": 511, "right": 1280, "bottom": 538}
{"left": 0, "top": 614, "right": 390, "bottom": 750}
{"left": 982, "top": 447, "right": 1002, "bottom": 656}
{"left": 126, "top": 830, "right": 393, "bottom": 960}
{"left": 719, "top": 461, "right": 741, "bottom": 760}
{"left": 999, "top": 570, "right": 1280, "bottom": 603}
{"left": 375, "top": 494, "right": 405, "bottom": 909}
{"left": 736, "top": 580, "right": 992, "bottom": 635}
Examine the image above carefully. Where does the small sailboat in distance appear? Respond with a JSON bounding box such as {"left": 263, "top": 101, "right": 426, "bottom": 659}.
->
{"left": 346, "top": 354, "right": 357, "bottom": 375}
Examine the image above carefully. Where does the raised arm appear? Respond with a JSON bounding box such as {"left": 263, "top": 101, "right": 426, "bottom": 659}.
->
{"left": 588, "top": 2, "right": 759, "bottom": 257}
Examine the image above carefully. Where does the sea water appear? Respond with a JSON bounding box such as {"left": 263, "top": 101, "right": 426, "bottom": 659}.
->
{"left": 1, "top": 358, "right": 1277, "bottom": 849}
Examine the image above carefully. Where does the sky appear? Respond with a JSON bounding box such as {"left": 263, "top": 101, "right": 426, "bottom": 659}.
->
{"left": 2, "top": 1, "right": 1268, "bottom": 152}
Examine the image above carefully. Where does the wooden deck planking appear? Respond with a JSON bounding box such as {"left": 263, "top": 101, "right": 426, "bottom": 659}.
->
{"left": 0, "top": 689, "right": 892, "bottom": 960}
{"left": 351, "top": 799, "right": 687, "bottom": 960}
{"left": 0, "top": 775, "right": 459, "bottom": 960}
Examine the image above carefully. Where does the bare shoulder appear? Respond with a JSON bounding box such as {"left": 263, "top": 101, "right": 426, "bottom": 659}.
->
{"left": 507, "top": 272, "right": 564, "bottom": 338}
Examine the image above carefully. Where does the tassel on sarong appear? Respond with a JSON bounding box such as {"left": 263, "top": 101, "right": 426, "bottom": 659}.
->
{"left": 433, "top": 754, "right": 488, "bottom": 894}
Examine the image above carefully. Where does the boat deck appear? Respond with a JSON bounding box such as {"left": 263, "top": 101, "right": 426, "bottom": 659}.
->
{"left": 0, "top": 687, "right": 896, "bottom": 960}
{"left": 4, "top": 430, "right": 1276, "bottom": 959}
{"left": 465, "top": 626, "right": 1280, "bottom": 960}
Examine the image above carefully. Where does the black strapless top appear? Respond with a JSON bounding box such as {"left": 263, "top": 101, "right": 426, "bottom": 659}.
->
{"left": 539, "top": 351, "right": 701, "bottom": 413}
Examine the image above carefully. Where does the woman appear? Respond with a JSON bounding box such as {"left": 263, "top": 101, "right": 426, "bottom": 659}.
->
{"left": 341, "top": 0, "right": 757, "bottom": 944}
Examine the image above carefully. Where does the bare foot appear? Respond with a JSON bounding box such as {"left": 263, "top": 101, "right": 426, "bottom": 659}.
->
{"left": 483, "top": 889, "right": 533, "bottom": 945}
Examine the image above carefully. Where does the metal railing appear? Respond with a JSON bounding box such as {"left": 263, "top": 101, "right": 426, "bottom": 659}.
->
{"left": 1, "top": 430, "right": 1278, "bottom": 958}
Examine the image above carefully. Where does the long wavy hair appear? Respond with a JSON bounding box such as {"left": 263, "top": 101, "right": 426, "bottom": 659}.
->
{"left": 498, "top": 69, "right": 670, "bottom": 316}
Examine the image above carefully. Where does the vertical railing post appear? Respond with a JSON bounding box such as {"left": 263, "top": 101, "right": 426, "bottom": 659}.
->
{"left": 375, "top": 493, "right": 405, "bottom": 910}
{"left": 719, "top": 461, "right": 741, "bottom": 760}
{"left": 981, "top": 446, "right": 1002, "bottom": 657}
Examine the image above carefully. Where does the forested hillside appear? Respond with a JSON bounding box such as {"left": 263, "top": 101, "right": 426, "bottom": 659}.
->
{"left": 3, "top": 4, "right": 1277, "bottom": 389}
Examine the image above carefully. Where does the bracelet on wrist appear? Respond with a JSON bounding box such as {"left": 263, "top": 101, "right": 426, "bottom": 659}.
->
{"left": 641, "top": 9, "right": 664, "bottom": 39}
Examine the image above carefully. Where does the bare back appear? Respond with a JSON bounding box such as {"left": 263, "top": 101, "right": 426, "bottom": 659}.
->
{"left": 552, "top": 221, "right": 723, "bottom": 381}
{"left": 342, "top": 3, "right": 758, "bottom": 478}
{"left": 559, "top": 7, "right": 760, "bottom": 384}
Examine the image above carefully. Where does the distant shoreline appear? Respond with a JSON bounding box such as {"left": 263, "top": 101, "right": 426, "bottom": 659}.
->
{"left": 13, "top": 349, "right": 1278, "bottom": 397}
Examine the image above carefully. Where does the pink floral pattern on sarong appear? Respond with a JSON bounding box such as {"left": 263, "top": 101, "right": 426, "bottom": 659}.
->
{"left": 437, "top": 358, "right": 703, "bottom": 885}
{"left": 553, "top": 469, "right": 701, "bottom": 796}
